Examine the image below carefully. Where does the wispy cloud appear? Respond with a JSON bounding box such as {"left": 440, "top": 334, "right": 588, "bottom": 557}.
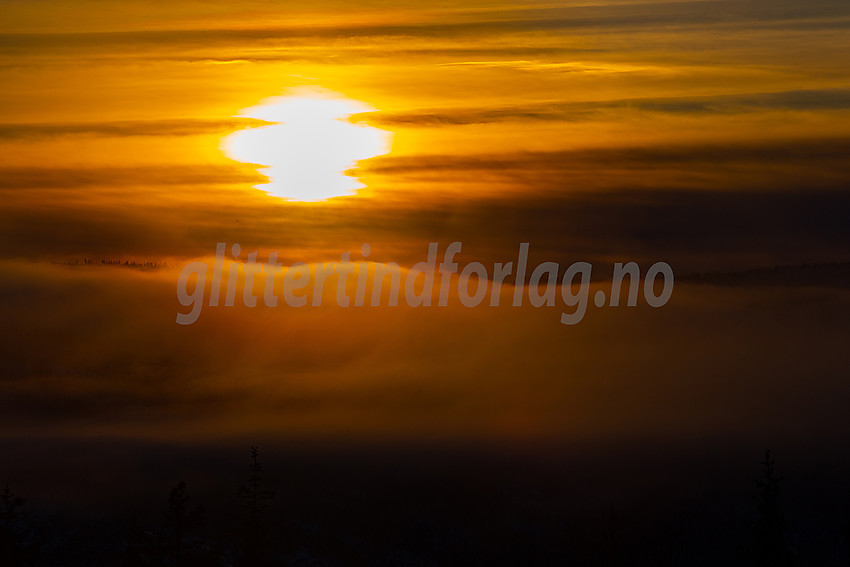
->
{"left": 0, "top": 165, "right": 263, "bottom": 189}
{"left": 354, "top": 89, "right": 850, "bottom": 126}
{"left": 0, "top": 118, "right": 270, "bottom": 140}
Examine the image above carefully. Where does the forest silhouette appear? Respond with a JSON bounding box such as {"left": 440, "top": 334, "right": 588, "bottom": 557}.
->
{"left": 1, "top": 446, "right": 849, "bottom": 566}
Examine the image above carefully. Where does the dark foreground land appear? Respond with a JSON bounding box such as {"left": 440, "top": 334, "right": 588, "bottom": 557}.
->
{"left": 2, "top": 436, "right": 850, "bottom": 566}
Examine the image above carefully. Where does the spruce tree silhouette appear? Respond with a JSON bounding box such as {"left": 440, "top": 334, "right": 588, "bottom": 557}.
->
{"left": 161, "top": 481, "right": 204, "bottom": 566}
{"left": 160, "top": 481, "right": 211, "bottom": 565}
{"left": 844, "top": 515, "right": 850, "bottom": 567}
{"left": 237, "top": 446, "right": 275, "bottom": 566}
{"left": 751, "top": 450, "right": 794, "bottom": 567}
{"left": 0, "top": 483, "right": 28, "bottom": 566}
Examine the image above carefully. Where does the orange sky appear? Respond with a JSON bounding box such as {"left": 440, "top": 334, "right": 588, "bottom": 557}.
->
{"left": 1, "top": 0, "right": 849, "bottom": 444}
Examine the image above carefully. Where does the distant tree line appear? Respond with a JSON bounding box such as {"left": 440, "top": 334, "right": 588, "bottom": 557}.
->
{"left": 1, "top": 448, "right": 849, "bottom": 566}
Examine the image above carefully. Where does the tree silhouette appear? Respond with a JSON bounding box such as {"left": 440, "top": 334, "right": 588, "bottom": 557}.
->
{"left": 844, "top": 515, "right": 850, "bottom": 567}
{"left": 750, "top": 450, "right": 794, "bottom": 567}
{"left": 0, "top": 483, "right": 28, "bottom": 566}
{"left": 237, "top": 446, "right": 275, "bottom": 566}
{"left": 162, "top": 481, "right": 205, "bottom": 564}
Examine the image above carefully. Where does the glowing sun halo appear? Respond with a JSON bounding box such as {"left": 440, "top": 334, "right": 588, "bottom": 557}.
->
{"left": 221, "top": 88, "right": 392, "bottom": 201}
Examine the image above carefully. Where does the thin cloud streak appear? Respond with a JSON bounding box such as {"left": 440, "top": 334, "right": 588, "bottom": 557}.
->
{"left": 354, "top": 89, "right": 850, "bottom": 126}
{"left": 0, "top": 118, "right": 270, "bottom": 140}
{"left": 3, "top": 0, "right": 850, "bottom": 54}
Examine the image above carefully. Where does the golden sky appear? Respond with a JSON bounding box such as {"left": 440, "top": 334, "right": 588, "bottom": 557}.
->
{"left": 1, "top": 0, "right": 849, "bottom": 443}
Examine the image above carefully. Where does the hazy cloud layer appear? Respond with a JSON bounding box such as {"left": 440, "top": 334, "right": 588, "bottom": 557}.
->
{"left": 1, "top": 261, "right": 848, "bottom": 441}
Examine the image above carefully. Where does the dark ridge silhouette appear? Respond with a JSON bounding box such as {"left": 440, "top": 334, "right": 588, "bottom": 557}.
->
{"left": 680, "top": 261, "right": 850, "bottom": 288}
{"left": 50, "top": 258, "right": 166, "bottom": 270}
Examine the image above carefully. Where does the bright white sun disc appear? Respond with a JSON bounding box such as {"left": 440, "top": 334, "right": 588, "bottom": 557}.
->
{"left": 221, "top": 88, "right": 392, "bottom": 201}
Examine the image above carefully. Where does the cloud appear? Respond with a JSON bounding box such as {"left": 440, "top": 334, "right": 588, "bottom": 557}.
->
{"left": 1, "top": 259, "right": 849, "bottom": 442}
{"left": 0, "top": 134, "right": 847, "bottom": 271}
{"left": 360, "top": 137, "right": 850, "bottom": 192}
{"left": 0, "top": 118, "right": 270, "bottom": 140}
{"left": 0, "top": 165, "right": 264, "bottom": 189}
{"left": 353, "top": 89, "right": 850, "bottom": 126}
{"left": 3, "top": 0, "right": 849, "bottom": 56}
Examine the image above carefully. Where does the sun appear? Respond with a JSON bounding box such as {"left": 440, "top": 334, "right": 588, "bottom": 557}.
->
{"left": 221, "top": 87, "right": 392, "bottom": 201}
